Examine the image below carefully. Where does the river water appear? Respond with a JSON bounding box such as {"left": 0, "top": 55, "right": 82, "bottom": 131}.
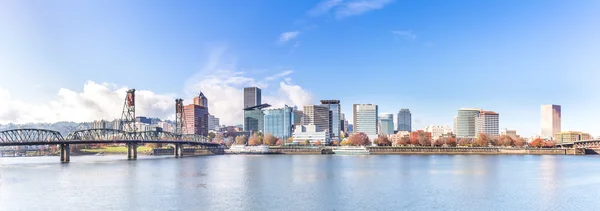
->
{"left": 1, "top": 154, "right": 599, "bottom": 211}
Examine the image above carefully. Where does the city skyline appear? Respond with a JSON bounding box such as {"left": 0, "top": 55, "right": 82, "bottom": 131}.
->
{"left": 1, "top": 1, "right": 600, "bottom": 137}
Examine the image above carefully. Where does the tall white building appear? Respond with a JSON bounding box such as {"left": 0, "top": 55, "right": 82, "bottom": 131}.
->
{"left": 541, "top": 104, "right": 561, "bottom": 139}
{"left": 425, "top": 125, "right": 452, "bottom": 140}
{"left": 475, "top": 110, "right": 499, "bottom": 137}
{"left": 353, "top": 104, "right": 378, "bottom": 141}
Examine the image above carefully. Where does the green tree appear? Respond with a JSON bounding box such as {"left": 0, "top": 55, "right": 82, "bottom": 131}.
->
{"left": 304, "top": 140, "right": 311, "bottom": 146}
{"left": 208, "top": 132, "right": 216, "bottom": 140}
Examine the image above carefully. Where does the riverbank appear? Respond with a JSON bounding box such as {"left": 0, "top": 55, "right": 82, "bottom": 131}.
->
{"left": 266, "top": 146, "right": 582, "bottom": 155}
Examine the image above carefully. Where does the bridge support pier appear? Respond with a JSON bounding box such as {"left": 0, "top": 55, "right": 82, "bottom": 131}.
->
{"left": 60, "top": 144, "right": 70, "bottom": 163}
{"left": 174, "top": 144, "right": 184, "bottom": 158}
{"left": 127, "top": 143, "right": 137, "bottom": 160}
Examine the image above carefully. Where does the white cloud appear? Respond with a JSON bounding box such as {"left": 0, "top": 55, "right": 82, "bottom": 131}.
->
{"left": 185, "top": 48, "right": 313, "bottom": 125}
{"left": 308, "top": 0, "right": 344, "bottom": 17}
{"left": 278, "top": 31, "right": 300, "bottom": 43}
{"left": 265, "top": 70, "right": 294, "bottom": 81}
{"left": 392, "top": 30, "right": 417, "bottom": 41}
{"left": 0, "top": 81, "right": 175, "bottom": 124}
{"left": 335, "top": 0, "right": 394, "bottom": 19}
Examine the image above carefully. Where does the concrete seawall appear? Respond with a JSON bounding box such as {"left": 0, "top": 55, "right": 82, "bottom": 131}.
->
{"left": 368, "top": 147, "right": 571, "bottom": 155}
{"left": 267, "top": 147, "right": 581, "bottom": 155}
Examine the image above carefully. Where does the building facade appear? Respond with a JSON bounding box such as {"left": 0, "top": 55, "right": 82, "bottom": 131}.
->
{"left": 208, "top": 114, "right": 220, "bottom": 131}
{"left": 320, "top": 100, "right": 341, "bottom": 139}
{"left": 541, "top": 104, "right": 561, "bottom": 139}
{"left": 353, "top": 104, "right": 379, "bottom": 141}
{"left": 292, "top": 124, "right": 330, "bottom": 145}
{"left": 292, "top": 110, "right": 304, "bottom": 127}
{"left": 424, "top": 125, "right": 452, "bottom": 140}
{"left": 243, "top": 104, "right": 270, "bottom": 133}
{"left": 243, "top": 87, "right": 261, "bottom": 109}
{"left": 500, "top": 128, "right": 518, "bottom": 139}
{"left": 475, "top": 110, "right": 499, "bottom": 137}
{"left": 554, "top": 131, "right": 590, "bottom": 144}
{"left": 397, "top": 109, "right": 412, "bottom": 132}
{"left": 303, "top": 105, "right": 330, "bottom": 132}
{"left": 456, "top": 108, "right": 480, "bottom": 138}
{"left": 379, "top": 113, "right": 394, "bottom": 135}
{"left": 263, "top": 105, "right": 294, "bottom": 140}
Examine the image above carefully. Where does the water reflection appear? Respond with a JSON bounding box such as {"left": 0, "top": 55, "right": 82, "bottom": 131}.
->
{"left": 2, "top": 155, "right": 600, "bottom": 210}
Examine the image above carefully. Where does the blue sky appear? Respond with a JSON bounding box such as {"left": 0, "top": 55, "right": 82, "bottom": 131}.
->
{"left": 1, "top": 0, "right": 600, "bottom": 137}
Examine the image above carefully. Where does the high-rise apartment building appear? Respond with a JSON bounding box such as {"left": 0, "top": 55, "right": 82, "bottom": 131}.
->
{"left": 475, "top": 110, "right": 499, "bottom": 137}
{"left": 263, "top": 105, "right": 294, "bottom": 140}
{"left": 183, "top": 92, "right": 209, "bottom": 135}
{"left": 243, "top": 87, "right": 261, "bottom": 109}
{"left": 320, "top": 100, "right": 341, "bottom": 139}
{"left": 456, "top": 108, "right": 480, "bottom": 138}
{"left": 397, "top": 109, "right": 412, "bottom": 132}
{"left": 379, "top": 113, "right": 394, "bottom": 135}
{"left": 541, "top": 104, "right": 561, "bottom": 139}
{"left": 303, "top": 105, "right": 330, "bottom": 132}
{"left": 353, "top": 104, "right": 378, "bottom": 141}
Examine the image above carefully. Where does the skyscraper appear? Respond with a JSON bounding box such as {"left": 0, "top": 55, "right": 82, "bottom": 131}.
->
{"left": 263, "top": 105, "right": 294, "bottom": 140}
{"left": 456, "top": 108, "right": 480, "bottom": 138}
{"left": 475, "top": 110, "right": 499, "bottom": 137}
{"left": 379, "top": 113, "right": 394, "bottom": 135}
{"left": 353, "top": 104, "right": 378, "bottom": 141}
{"left": 397, "top": 109, "right": 412, "bottom": 132}
{"left": 320, "top": 100, "right": 341, "bottom": 139}
{"left": 303, "top": 105, "right": 330, "bottom": 132}
{"left": 541, "top": 104, "right": 561, "bottom": 139}
{"left": 183, "top": 92, "right": 209, "bottom": 135}
{"left": 243, "top": 87, "right": 261, "bottom": 109}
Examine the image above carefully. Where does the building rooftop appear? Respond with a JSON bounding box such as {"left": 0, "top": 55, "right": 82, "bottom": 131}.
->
{"left": 242, "top": 103, "right": 271, "bottom": 110}
{"left": 320, "top": 100, "right": 340, "bottom": 104}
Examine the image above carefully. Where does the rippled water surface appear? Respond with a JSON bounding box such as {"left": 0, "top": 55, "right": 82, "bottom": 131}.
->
{"left": 1, "top": 154, "right": 600, "bottom": 211}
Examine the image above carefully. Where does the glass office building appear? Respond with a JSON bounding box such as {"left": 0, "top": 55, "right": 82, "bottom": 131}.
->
{"left": 263, "top": 105, "right": 294, "bottom": 140}
{"left": 320, "top": 100, "right": 341, "bottom": 139}
{"left": 379, "top": 113, "right": 394, "bottom": 135}
{"left": 456, "top": 108, "right": 480, "bottom": 138}
{"left": 243, "top": 104, "right": 270, "bottom": 133}
{"left": 397, "top": 109, "right": 412, "bottom": 132}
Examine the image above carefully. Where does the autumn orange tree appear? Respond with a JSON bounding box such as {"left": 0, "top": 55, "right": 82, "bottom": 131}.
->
{"left": 275, "top": 139, "right": 283, "bottom": 146}
{"left": 314, "top": 140, "right": 322, "bottom": 146}
{"left": 396, "top": 137, "right": 409, "bottom": 146}
{"left": 248, "top": 133, "right": 263, "bottom": 146}
{"left": 458, "top": 138, "right": 471, "bottom": 146}
{"left": 376, "top": 136, "right": 391, "bottom": 146}
{"left": 514, "top": 137, "right": 526, "bottom": 147}
{"left": 349, "top": 132, "right": 370, "bottom": 146}
{"left": 473, "top": 133, "right": 490, "bottom": 147}
{"left": 530, "top": 138, "right": 545, "bottom": 148}
{"left": 409, "top": 136, "right": 419, "bottom": 146}
{"left": 433, "top": 139, "right": 443, "bottom": 147}
{"left": 263, "top": 134, "right": 278, "bottom": 146}
{"left": 235, "top": 135, "right": 248, "bottom": 145}
{"left": 446, "top": 137, "right": 457, "bottom": 147}
{"left": 498, "top": 135, "right": 514, "bottom": 147}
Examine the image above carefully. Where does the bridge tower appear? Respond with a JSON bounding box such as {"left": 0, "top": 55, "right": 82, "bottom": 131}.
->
{"left": 175, "top": 98, "right": 184, "bottom": 135}
{"left": 121, "top": 89, "right": 136, "bottom": 133}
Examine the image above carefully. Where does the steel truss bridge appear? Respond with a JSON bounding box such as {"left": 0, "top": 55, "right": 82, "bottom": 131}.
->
{"left": 0, "top": 128, "right": 220, "bottom": 162}
{"left": 556, "top": 139, "right": 600, "bottom": 148}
